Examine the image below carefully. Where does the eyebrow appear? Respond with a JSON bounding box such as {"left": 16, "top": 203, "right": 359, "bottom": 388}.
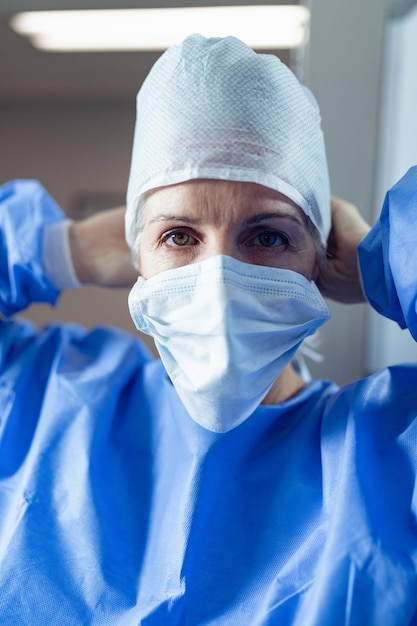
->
{"left": 244, "top": 212, "right": 304, "bottom": 226}
{"left": 149, "top": 214, "right": 203, "bottom": 225}
{"left": 149, "top": 211, "right": 304, "bottom": 227}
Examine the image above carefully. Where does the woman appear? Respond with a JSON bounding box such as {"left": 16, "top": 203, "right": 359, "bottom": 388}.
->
{"left": 0, "top": 35, "right": 416, "bottom": 625}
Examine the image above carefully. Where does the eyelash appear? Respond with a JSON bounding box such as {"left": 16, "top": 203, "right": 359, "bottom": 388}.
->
{"left": 160, "top": 228, "right": 290, "bottom": 249}
{"left": 161, "top": 230, "right": 199, "bottom": 247}
{"left": 247, "top": 230, "right": 289, "bottom": 248}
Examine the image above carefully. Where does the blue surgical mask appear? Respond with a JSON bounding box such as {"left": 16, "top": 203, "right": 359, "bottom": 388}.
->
{"left": 128, "top": 255, "right": 330, "bottom": 433}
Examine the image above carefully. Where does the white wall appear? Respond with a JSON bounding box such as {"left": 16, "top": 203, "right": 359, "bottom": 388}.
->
{"left": 365, "top": 4, "right": 417, "bottom": 372}
{"left": 305, "top": 0, "right": 388, "bottom": 383}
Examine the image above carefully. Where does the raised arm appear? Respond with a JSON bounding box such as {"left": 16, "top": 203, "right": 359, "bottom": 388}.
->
{"left": 358, "top": 166, "right": 417, "bottom": 341}
{"left": 68, "top": 207, "right": 137, "bottom": 288}
{"left": 0, "top": 180, "right": 138, "bottom": 320}
{"left": 0, "top": 180, "right": 63, "bottom": 316}
{"left": 317, "top": 167, "right": 417, "bottom": 343}
{"left": 316, "top": 196, "right": 371, "bottom": 303}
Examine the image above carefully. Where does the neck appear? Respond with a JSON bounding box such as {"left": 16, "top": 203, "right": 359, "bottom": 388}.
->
{"left": 261, "top": 364, "right": 305, "bottom": 405}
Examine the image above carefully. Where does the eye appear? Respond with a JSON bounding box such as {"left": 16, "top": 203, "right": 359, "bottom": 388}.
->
{"left": 250, "top": 230, "right": 289, "bottom": 248}
{"left": 162, "top": 230, "right": 198, "bottom": 247}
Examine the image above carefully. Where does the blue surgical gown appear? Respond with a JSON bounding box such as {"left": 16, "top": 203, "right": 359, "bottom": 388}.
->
{"left": 0, "top": 173, "right": 417, "bottom": 625}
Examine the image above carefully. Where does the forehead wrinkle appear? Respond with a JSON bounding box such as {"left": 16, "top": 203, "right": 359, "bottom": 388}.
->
{"left": 148, "top": 207, "right": 304, "bottom": 228}
{"left": 245, "top": 211, "right": 305, "bottom": 227}
{"left": 144, "top": 180, "right": 307, "bottom": 229}
{"left": 200, "top": 180, "right": 306, "bottom": 226}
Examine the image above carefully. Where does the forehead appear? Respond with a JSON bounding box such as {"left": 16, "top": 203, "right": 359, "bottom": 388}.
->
{"left": 143, "top": 179, "right": 307, "bottom": 225}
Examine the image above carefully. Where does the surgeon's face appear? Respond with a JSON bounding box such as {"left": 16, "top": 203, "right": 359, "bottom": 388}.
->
{"left": 138, "top": 179, "right": 320, "bottom": 281}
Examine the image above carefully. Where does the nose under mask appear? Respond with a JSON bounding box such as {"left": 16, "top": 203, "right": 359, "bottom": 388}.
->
{"left": 128, "top": 256, "right": 330, "bottom": 433}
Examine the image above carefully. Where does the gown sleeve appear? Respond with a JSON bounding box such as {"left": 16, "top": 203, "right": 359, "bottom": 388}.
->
{"left": 0, "top": 179, "right": 65, "bottom": 317}
{"left": 358, "top": 166, "right": 417, "bottom": 341}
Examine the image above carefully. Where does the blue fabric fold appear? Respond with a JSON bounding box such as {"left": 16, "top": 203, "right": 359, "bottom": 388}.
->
{"left": 0, "top": 180, "right": 64, "bottom": 316}
{"left": 0, "top": 178, "right": 416, "bottom": 624}
{"left": 358, "top": 166, "right": 417, "bottom": 340}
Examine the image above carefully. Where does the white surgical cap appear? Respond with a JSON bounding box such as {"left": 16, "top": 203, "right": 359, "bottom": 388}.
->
{"left": 126, "top": 34, "right": 330, "bottom": 246}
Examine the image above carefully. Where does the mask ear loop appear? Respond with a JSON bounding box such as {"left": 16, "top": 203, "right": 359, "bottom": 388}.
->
{"left": 292, "top": 332, "right": 325, "bottom": 382}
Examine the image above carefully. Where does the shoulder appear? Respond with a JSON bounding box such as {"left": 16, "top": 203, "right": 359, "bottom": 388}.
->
{"left": 325, "top": 365, "right": 417, "bottom": 429}
{"left": 1, "top": 317, "right": 154, "bottom": 381}
{"left": 0, "top": 318, "right": 159, "bottom": 460}
{"left": 320, "top": 365, "right": 417, "bottom": 476}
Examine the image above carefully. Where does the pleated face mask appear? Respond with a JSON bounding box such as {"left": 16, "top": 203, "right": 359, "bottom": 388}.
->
{"left": 128, "top": 255, "right": 330, "bottom": 433}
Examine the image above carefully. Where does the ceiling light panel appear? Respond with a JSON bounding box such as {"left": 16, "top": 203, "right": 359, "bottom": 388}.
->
{"left": 10, "top": 6, "right": 310, "bottom": 52}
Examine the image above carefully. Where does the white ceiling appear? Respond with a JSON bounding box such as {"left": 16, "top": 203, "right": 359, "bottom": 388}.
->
{"left": 0, "top": 0, "right": 295, "bottom": 103}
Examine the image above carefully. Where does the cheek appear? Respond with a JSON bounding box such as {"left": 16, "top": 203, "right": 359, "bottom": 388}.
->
{"left": 289, "top": 246, "right": 320, "bottom": 281}
{"left": 136, "top": 240, "right": 153, "bottom": 279}
{"left": 305, "top": 248, "right": 321, "bottom": 282}
{"left": 137, "top": 247, "right": 157, "bottom": 280}
{"left": 138, "top": 243, "right": 186, "bottom": 279}
{"left": 309, "top": 260, "right": 320, "bottom": 283}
